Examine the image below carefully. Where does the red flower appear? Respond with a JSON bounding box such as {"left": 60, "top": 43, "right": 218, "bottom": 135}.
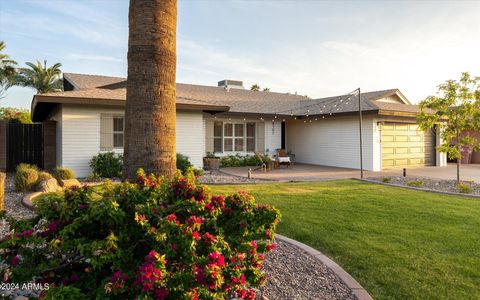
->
{"left": 192, "top": 231, "right": 201, "bottom": 241}
{"left": 208, "top": 251, "right": 225, "bottom": 267}
{"left": 203, "top": 232, "right": 217, "bottom": 244}
{"left": 166, "top": 214, "right": 177, "bottom": 222}
{"left": 111, "top": 270, "right": 128, "bottom": 289}
{"left": 11, "top": 255, "right": 20, "bottom": 267}
{"left": 134, "top": 261, "right": 163, "bottom": 293}
{"left": 266, "top": 243, "right": 277, "bottom": 252}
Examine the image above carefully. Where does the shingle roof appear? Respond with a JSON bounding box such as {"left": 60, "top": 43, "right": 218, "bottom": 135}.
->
{"left": 34, "top": 73, "right": 424, "bottom": 120}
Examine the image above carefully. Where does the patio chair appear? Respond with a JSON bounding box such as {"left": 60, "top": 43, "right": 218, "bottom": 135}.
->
{"left": 254, "top": 151, "right": 267, "bottom": 172}
{"left": 277, "top": 149, "right": 291, "bottom": 168}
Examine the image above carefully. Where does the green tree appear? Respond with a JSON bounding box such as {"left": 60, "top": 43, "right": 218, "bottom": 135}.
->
{"left": 17, "top": 60, "right": 63, "bottom": 94}
{"left": 417, "top": 72, "right": 480, "bottom": 184}
{"left": 262, "top": 87, "right": 270, "bottom": 92}
{"left": 0, "top": 107, "right": 32, "bottom": 124}
{"left": 0, "top": 41, "right": 17, "bottom": 98}
{"left": 250, "top": 84, "right": 260, "bottom": 91}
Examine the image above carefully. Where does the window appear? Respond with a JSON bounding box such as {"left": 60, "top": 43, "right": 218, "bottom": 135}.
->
{"left": 215, "top": 121, "right": 255, "bottom": 153}
{"left": 113, "top": 116, "right": 124, "bottom": 148}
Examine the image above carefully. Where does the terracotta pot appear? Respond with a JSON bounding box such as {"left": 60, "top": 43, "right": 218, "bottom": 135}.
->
{"left": 203, "top": 158, "right": 220, "bottom": 170}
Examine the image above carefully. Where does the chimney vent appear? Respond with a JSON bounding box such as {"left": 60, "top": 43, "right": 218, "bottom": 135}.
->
{"left": 218, "top": 80, "right": 244, "bottom": 90}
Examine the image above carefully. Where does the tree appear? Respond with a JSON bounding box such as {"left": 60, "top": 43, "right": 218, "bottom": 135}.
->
{"left": 0, "top": 41, "right": 17, "bottom": 98}
{"left": 417, "top": 72, "right": 480, "bottom": 184}
{"left": 17, "top": 60, "right": 62, "bottom": 94}
{"left": 123, "top": 0, "right": 178, "bottom": 180}
{"left": 250, "top": 84, "right": 260, "bottom": 91}
{"left": 0, "top": 107, "right": 32, "bottom": 124}
{"left": 262, "top": 87, "right": 270, "bottom": 92}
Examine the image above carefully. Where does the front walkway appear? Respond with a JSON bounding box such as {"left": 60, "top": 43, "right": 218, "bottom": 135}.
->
{"left": 221, "top": 163, "right": 480, "bottom": 183}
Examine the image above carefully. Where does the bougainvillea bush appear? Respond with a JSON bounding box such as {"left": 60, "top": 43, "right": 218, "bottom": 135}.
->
{"left": 0, "top": 170, "right": 281, "bottom": 299}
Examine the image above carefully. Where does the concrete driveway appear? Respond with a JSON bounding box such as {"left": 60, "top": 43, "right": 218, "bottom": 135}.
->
{"left": 220, "top": 163, "right": 480, "bottom": 183}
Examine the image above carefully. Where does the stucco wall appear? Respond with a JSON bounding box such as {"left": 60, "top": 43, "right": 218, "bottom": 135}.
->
{"left": 286, "top": 116, "right": 376, "bottom": 171}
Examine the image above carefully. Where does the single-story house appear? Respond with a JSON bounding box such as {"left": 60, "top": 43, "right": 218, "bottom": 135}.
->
{"left": 31, "top": 73, "right": 447, "bottom": 177}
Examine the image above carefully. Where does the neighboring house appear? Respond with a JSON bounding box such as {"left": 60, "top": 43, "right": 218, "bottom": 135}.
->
{"left": 31, "top": 73, "right": 447, "bottom": 177}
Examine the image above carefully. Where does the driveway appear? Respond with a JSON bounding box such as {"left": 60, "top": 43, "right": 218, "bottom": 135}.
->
{"left": 220, "top": 163, "right": 480, "bottom": 183}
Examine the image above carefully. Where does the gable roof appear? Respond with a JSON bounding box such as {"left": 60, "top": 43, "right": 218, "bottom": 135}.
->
{"left": 32, "top": 73, "right": 425, "bottom": 121}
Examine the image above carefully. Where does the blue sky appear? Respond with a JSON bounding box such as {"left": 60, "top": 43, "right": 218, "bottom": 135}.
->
{"left": 1, "top": 0, "right": 480, "bottom": 108}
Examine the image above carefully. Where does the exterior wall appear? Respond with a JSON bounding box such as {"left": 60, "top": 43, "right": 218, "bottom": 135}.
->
{"left": 286, "top": 116, "right": 376, "bottom": 171}
{"left": 55, "top": 104, "right": 204, "bottom": 178}
{"left": 0, "top": 121, "right": 6, "bottom": 171}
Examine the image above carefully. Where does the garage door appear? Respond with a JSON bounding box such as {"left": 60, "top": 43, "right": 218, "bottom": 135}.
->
{"left": 381, "top": 122, "right": 435, "bottom": 168}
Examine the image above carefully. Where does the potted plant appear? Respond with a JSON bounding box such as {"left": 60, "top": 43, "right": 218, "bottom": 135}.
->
{"left": 203, "top": 152, "right": 220, "bottom": 170}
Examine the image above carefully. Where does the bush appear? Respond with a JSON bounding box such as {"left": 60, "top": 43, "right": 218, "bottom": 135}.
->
{"left": 85, "top": 173, "right": 103, "bottom": 183}
{"left": 37, "top": 171, "right": 53, "bottom": 182}
{"left": 0, "top": 169, "right": 281, "bottom": 299}
{"left": 90, "top": 152, "right": 123, "bottom": 178}
{"left": 0, "top": 172, "right": 5, "bottom": 212}
{"left": 381, "top": 177, "right": 392, "bottom": 183}
{"left": 459, "top": 183, "right": 473, "bottom": 194}
{"left": 53, "top": 166, "right": 75, "bottom": 180}
{"left": 176, "top": 153, "right": 192, "bottom": 174}
{"left": 14, "top": 163, "right": 39, "bottom": 192}
{"left": 406, "top": 180, "right": 424, "bottom": 187}
{"left": 220, "top": 155, "right": 262, "bottom": 168}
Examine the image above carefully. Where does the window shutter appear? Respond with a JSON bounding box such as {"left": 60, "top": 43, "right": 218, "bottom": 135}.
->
{"left": 256, "top": 122, "right": 265, "bottom": 152}
{"left": 205, "top": 119, "right": 214, "bottom": 153}
{"left": 100, "top": 114, "right": 113, "bottom": 151}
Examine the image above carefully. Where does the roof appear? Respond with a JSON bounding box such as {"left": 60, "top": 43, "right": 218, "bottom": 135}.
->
{"left": 32, "top": 73, "right": 425, "bottom": 121}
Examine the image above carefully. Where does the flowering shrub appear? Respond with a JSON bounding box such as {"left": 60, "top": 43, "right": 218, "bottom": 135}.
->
{"left": 0, "top": 169, "right": 281, "bottom": 299}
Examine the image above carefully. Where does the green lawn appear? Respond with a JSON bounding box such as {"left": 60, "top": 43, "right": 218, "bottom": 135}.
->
{"left": 209, "top": 180, "right": 480, "bottom": 300}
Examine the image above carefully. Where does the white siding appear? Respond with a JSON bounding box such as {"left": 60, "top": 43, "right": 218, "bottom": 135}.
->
{"left": 265, "top": 120, "right": 282, "bottom": 155}
{"left": 57, "top": 105, "right": 204, "bottom": 178}
{"left": 286, "top": 116, "right": 377, "bottom": 171}
{"left": 176, "top": 110, "right": 204, "bottom": 168}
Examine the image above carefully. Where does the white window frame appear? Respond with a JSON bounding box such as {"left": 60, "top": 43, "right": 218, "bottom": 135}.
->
{"left": 218, "top": 121, "right": 256, "bottom": 154}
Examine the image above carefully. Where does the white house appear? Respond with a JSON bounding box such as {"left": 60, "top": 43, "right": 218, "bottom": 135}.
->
{"left": 31, "top": 73, "right": 447, "bottom": 177}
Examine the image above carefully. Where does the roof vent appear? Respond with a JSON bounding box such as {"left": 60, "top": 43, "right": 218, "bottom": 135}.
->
{"left": 218, "top": 80, "right": 244, "bottom": 90}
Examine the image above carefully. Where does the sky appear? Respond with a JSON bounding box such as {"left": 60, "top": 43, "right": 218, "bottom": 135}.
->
{"left": 1, "top": 0, "right": 480, "bottom": 108}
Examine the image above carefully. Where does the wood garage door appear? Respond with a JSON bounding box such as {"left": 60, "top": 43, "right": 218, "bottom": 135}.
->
{"left": 381, "top": 122, "right": 435, "bottom": 168}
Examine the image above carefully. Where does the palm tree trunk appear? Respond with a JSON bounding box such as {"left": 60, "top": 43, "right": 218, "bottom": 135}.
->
{"left": 124, "top": 0, "right": 177, "bottom": 180}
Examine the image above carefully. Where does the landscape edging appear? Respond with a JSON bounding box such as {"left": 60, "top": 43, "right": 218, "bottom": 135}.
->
{"left": 21, "top": 191, "right": 41, "bottom": 210}
{"left": 275, "top": 234, "right": 373, "bottom": 300}
{"left": 355, "top": 178, "right": 480, "bottom": 199}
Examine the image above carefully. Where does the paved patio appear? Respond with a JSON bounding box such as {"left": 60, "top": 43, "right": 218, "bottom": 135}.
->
{"left": 221, "top": 163, "right": 480, "bottom": 183}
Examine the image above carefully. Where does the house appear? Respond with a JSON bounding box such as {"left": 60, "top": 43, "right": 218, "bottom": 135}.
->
{"left": 31, "top": 73, "right": 447, "bottom": 177}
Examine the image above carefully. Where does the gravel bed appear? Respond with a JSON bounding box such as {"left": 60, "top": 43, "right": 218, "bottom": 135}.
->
{"left": 258, "top": 240, "right": 356, "bottom": 300}
{"left": 370, "top": 176, "right": 480, "bottom": 196}
{"left": 1, "top": 174, "right": 36, "bottom": 239}
{"left": 200, "top": 170, "right": 273, "bottom": 184}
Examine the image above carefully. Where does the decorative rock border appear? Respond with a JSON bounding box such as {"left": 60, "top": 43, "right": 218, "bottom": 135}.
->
{"left": 275, "top": 234, "right": 373, "bottom": 300}
{"left": 21, "top": 191, "right": 41, "bottom": 210}
{"left": 355, "top": 178, "right": 480, "bottom": 199}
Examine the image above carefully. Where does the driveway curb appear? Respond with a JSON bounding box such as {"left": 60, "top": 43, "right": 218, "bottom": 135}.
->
{"left": 355, "top": 178, "right": 480, "bottom": 199}
{"left": 275, "top": 234, "right": 373, "bottom": 300}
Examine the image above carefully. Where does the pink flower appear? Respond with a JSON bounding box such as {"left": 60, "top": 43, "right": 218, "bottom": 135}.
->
{"left": 154, "top": 287, "right": 169, "bottom": 299}
{"left": 208, "top": 251, "right": 225, "bottom": 267}
{"left": 266, "top": 243, "right": 277, "bottom": 252}
{"left": 166, "top": 214, "right": 177, "bottom": 222}
{"left": 111, "top": 270, "right": 128, "bottom": 289}
{"left": 11, "top": 255, "right": 20, "bottom": 267}
{"left": 134, "top": 261, "right": 163, "bottom": 293}
{"left": 203, "top": 232, "right": 217, "bottom": 244}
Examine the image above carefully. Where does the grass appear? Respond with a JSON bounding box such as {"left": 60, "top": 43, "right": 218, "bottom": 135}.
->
{"left": 209, "top": 180, "right": 480, "bottom": 300}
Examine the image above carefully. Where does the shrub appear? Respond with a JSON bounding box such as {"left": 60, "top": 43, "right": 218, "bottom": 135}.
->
{"left": 90, "top": 152, "right": 123, "bottom": 178}
{"left": 381, "top": 177, "right": 392, "bottom": 183}
{"left": 37, "top": 171, "right": 53, "bottom": 182}
{"left": 0, "top": 172, "right": 5, "bottom": 212}
{"left": 85, "top": 173, "right": 103, "bottom": 183}
{"left": 14, "top": 163, "right": 39, "bottom": 192}
{"left": 53, "top": 166, "right": 75, "bottom": 180}
{"left": 176, "top": 153, "right": 192, "bottom": 174}
{"left": 459, "top": 183, "right": 473, "bottom": 194}
{"left": 220, "top": 155, "right": 262, "bottom": 168}
{"left": 406, "top": 180, "right": 424, "bottom": 187}
{"left": 0, "top": 169, "right": 281, "bottom": 299}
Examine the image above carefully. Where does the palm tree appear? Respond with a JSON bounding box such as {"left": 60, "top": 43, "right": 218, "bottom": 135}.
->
{"left": 0, "top": 41, "right": 17, "bottom": 98}
{"left": 17, "top": 60, "right": 62, "bottom": 94}
{"left": 123, "top": 0, "right": 178, "bottom": 179}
